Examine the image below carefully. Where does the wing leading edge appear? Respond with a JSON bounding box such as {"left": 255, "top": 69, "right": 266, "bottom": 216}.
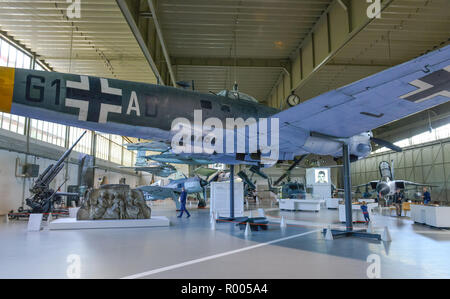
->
{"left": 272, "top": 45, "right": 450, "bottom": 156}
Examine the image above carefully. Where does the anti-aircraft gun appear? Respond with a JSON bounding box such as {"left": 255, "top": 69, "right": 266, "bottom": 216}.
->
{"left": 24, "top": 131, "right": 87, "bottom": 214}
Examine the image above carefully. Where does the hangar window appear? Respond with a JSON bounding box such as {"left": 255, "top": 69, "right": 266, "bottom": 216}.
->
{"left": 0, "top": 36, "right": 137, "bottom": 168}
{"left": 371, "top": 123, "right": 450, "bottom": 155}
{"left": 69, "top": 127, "right": 93, "bottom": 155}
{"left": 200, "top": 100, "right": 212, "bottom": 109}
{"left": 95, "top": 133, "right": 110, "bottom": 161}
{"left": 0, "top": 37, "right": 31, "bottom": 135}
{"left": 109, "top": 134, "right": 123, "bottom": 164}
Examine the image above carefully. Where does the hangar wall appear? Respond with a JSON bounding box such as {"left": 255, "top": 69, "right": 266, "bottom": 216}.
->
{"left": 0, "top": 149, "right": 78, "bottom": 215}
{"left": 0, "top": 130, "right": 142, "bottom": 215}
{"left": 351, "top": 137, "right": 450, "bottom": 203}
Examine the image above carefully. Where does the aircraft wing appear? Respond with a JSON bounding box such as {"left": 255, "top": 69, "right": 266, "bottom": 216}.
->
{"left": 269, "top": 45, "right": 450, "bottom": 156}
{"left": 396, "top": 180, "right": 439, "bottom": 189}
{"left": 124, "top": 141, "right": 171, "bottom": 152}
{"left": 119, "top": 166, "right": 176, "bottom": 177}
{"left": 353, "top": 183, "right": 369, "bottom": 189}
{"left": 136, "top": 185, "right": 178, "bottom": 199}
{"left": 147, "top": 152, "right": 259, "bottom": 166}
{"left": 353, "top": 181, "right": 378, "bottom": 189}
{"left": 194, "top": 167, "right": 219, "bottom": 178}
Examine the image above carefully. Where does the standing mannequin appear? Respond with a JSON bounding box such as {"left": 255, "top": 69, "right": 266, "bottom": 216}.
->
{"left": 177, "top": 187, "right": 191, "bottom": 218}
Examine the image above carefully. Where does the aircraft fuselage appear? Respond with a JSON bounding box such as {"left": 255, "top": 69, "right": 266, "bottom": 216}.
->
{"left": 1, "top": 67, "right": 373, "bottom": 160}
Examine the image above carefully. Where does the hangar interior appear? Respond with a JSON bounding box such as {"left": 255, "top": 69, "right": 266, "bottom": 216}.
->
{"left": 0, "top": 0, "right": 449, "bottom": 279}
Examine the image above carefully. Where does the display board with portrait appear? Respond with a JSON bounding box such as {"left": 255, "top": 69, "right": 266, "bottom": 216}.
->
{"left": 315, "top": 169, "right": 329, "bottom": 184}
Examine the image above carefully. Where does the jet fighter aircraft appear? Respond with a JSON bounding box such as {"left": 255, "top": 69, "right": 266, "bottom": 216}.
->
{"left": 354, "top": 160, "right": 438, "bottom": 201}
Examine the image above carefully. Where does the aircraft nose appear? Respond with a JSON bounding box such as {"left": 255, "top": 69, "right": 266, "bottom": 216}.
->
{"left": 376, "top": 182, "right": 390, "bottom": 196}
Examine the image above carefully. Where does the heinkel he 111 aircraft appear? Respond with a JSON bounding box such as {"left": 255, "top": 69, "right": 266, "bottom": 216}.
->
{"left": 0, "top": 45, "right": 449, "bottom": 169}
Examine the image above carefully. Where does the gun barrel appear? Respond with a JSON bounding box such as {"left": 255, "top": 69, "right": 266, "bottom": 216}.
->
{"left": 40, "top": 131, "right": 87, "bottom": 184}
{"left": 36, "top": 164, "right": 53, "bottom": 184}
{"left": 43, "top": 163, "right": 65, "bottom": 186}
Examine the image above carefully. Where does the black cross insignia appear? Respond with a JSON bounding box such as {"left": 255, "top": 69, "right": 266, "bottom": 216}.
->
{"left": 66, "top": 76, "right": 122, "bottom": 123}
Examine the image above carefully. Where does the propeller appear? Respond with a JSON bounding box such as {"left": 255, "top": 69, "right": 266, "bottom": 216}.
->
{"left": 199, "top": 176, "right": 209, "bottom": 188}
{"left": 370, "top": 137, "right": 402, "bottom": 152}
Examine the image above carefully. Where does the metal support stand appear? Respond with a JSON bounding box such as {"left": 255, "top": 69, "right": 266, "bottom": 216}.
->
{"left": 343, "top": 143, "right": 353, "bottom": 231}
{"left": 217, "top": 165, "right": 244, "bottom": 223}
{"left": 326, "top": 143, "right": 381, "bottom": 241}
{"left": 230, "top": 165, "right": 234, "bottom": 219}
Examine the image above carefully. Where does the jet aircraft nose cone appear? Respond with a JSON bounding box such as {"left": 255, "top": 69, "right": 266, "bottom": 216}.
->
{"left": 376, "top": 182, "right": 390, "bottom": 196}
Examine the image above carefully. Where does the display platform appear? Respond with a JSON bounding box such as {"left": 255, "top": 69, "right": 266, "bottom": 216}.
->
{"left": 326, "top": 198, "right": 341, "bottom": 209}
{"left": 410, "top": 205, "right": 450, "bottom": 228}
{"left": 279, "top": 199, "right": 322, "bottom": 212}
{"left": 338, "top": 203, "right": 377, "bottom": 222}
{"left": 210, "top": 181, "right": 244, "bottom": 218}
{"left": 48, "top": 216, "right": 170, "bottom": 230}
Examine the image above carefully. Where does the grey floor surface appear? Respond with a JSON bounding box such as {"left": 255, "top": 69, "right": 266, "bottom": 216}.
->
{"left": 1, "top": 203, "right": 449, "bottom": 279}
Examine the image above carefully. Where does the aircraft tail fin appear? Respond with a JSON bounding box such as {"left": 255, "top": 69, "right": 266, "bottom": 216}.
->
{"left": 379, "top": 161, "right": 393, "bottom": 180}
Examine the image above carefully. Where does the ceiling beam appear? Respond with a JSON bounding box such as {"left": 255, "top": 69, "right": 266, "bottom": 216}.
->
{"left": 290, "top": 0, "right": 395, "bottom": 94}
{"left": 172, "top": 56, "right": 290, "bottom": 71}
{"left": 116, "top": 0, "right": 171, "bottom": 85}
{"left": 147, "top": 0, "right": 176, "bottom": 87}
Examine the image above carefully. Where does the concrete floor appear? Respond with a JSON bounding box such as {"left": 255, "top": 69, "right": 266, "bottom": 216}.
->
{"left": 1, "top": 202, "right": 450, "bottom": 279}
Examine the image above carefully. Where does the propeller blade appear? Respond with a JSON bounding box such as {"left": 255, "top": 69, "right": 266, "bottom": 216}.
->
{"left": 370, "top": 137, "right": 402, "bottom": 152}
{"left": 200, "top": 179, "right": 208, "bottom": 187}
{"left": 207, "top": 171, "right": 221, "bottom": 184}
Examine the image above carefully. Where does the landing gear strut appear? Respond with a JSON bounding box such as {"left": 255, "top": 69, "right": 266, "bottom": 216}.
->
{"left": 325, "top": 143, "right": 381, "bottom": 240}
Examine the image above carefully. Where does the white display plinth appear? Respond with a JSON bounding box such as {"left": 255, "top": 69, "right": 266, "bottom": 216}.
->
{"left": 210, "top": 181, "right": 244, "bottom": 218}
{"left": 279, "top": 199, "right": 296, "bottom": 210}
{"left": 306, "top": 168, "right": 331, "bottom": 200}
{"left": 326, "top": 198, "right": 341, "bottom": 209}
{"left": 69, "top": 207, "right": 79, "bottom": 218}
{"left": 338, "top": 203, "right": 377, "bottom": 222}
{"left": 298, "top": 200, "right": 322, "bottom": 212}
{"left": 279, "top": 199, "right": 322, "bottom": 212}
{"left": 48, "top": 216, "right": 170, "bottom": 230}
{"left": 410, "top": 205, "right": 450, "bottom": 228}
{"left": 27, "top": 214, "right": 43, "bottom": 232}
